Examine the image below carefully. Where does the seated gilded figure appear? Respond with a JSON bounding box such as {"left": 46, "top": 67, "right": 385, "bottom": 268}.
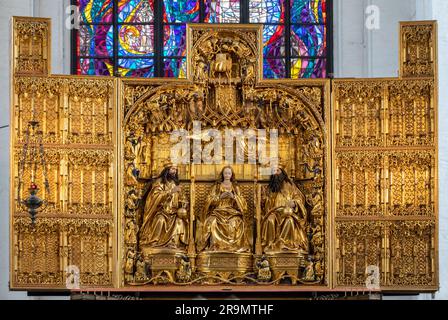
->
{"left": 197, "top": 166, "right": 251, "bottom": 253}
{"left": 139, "top": 163, "right": 189, "bottom": 252}
{"left": 261, "top": 163, "right": 309, "bottom": 254}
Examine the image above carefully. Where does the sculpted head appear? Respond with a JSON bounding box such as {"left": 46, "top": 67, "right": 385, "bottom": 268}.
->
{"left": 219, "top": 166, "right": 235, "bottom": 183}
{"left": 160, "top": 165, "right": 179, "bottom": 185}
{"left": 268, "top": 165, "right": 291, "bottom": 193}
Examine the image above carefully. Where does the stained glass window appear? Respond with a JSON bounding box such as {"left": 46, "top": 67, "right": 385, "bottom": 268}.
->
{"left": 205, "top": 0, "right": 241, "bottom": 23}
{"left": 74, "top": 0, "right": 331, "bottom": 78}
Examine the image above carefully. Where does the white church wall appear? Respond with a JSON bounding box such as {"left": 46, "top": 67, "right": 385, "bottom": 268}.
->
{"left": 431, "top": 0, "right": 448, "bottom": 301}
{"left": 334, "top": 0, "right": 417, "bottom": 78}
{"left": 0, "top": 0, "right": 70, "bottom": 300}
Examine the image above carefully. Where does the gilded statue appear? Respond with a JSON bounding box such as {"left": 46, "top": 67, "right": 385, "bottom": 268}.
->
{"left": 197, "top": 166, "right": 251, "bottom": 253}
{"left": 124, "top": 249, "right": 136, "bottom": 281}
{"left": 134, "top": 254, "right": 148, "bottom": 282}
{"left": 261, "top": 164, "right": 309, "bottom": 253}
{"left": 302, "top": 258, "right": 316, "bottom": 282}
{"left": 175, "top": 254, "right": 192, "bottom": 283}
{"left": 125, "top": 219, "right": 138, "bottom": 245}
{"left": 211, "top": 53, "right": 232, "bottom": 79}
{"left": 139, "top": 164, "right": 189, "bottom": 251}
{"left": 256, "top": 255, "right": 272, "bottom": 282}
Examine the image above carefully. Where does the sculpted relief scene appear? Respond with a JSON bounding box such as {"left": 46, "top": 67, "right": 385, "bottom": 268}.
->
{"left": 10, "top": 18, "right": 437, "bottom": 291}
{"left": 121, "top": 25, "right": 328, "bottom": 286}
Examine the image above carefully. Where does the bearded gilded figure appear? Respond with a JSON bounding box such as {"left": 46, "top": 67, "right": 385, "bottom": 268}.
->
{"left": 139, "top": 164, "right": 189, "bottom": 251}
{"left": 197, "top": 166, "right": 251, "bottom": 253}
{"left": 261, "top": 164, "right": 309, "bottom": 253}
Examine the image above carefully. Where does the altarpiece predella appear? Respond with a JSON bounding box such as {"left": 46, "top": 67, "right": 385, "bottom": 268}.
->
{"left": 10, "top": 17, "right": 438, "bottom": 292}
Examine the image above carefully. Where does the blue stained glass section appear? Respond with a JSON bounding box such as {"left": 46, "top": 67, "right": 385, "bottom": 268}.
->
{"left": 163, "top": 0, "right": 200, "bottom": 23}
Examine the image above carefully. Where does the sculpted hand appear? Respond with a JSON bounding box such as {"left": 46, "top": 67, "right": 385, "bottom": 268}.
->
{"left": 288, "top": 200, "right": 296, "bottom": 208}
{"left": 172, "top": 185, "right": 181, "bottom": 194}
{"left": 220, "top": 192, "right": 233, "bottom": 199}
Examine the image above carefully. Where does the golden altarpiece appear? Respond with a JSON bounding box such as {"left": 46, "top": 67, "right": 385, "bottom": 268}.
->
{"left": 9, "top": 17, "right": 438, "bottom": 292}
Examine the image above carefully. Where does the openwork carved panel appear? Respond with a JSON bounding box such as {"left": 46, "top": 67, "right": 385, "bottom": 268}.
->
{"left": 335, "top": 152, "right": 382, "bottom": 217}
{"left": 335, "top": 221, "right": 437, "bottom": 289}
{"left": 335, "top": 222, "right": 384, "bottom": 287}
{"left": 387, "top": 80, "right": 435, "bottom": 147}
{"left": 11, "top": 75, "right": 116, "bottom": 289}
{"left": 13, "top": 17, "right": 50, "bottom": 76}
{"left": 334, "top": 79, "right": 435, "bottom": 149}
{"left": 333, "top": 22, "right": 438, "bottom": 291}
{"left": 400, "top": 21, "right": 437, "bottom": 78}
{"left": 388, "top": 221, "right": 436, "bottom": 287}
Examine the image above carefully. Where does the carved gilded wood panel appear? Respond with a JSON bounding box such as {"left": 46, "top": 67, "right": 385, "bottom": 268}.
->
{"left": 10, "top": 18, "right": 438, "bottom": 292}
{"left": 333, "top": 74, "right": 438, "bottom": 290}
{"left": 12, "top": 17, "right": 50, "bottom": 76}
{"left": 11, "top": 75, "right": 116, "bottom": 289}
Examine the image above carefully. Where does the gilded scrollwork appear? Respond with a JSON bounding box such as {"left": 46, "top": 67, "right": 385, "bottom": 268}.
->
{"left": 13, "top": 217, "right": 113, "bottom": 288}
{"left": 11, "top": 74, "right": 115, "bottom": 289}
{"left": 400, "top": 22, "right": 437, "bottom": 78}
{"left": 13, "top": 17, "right": 50, "bottom": 76}
{"left": 333, "top": 20, "right": 437, "bottom": 291}
{"left": 389, "top": 221, "right": 436, "bottom": 286}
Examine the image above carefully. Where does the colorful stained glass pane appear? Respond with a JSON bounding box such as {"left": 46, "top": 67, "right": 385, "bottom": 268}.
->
{"left": 291, "top": 58, "right": 326, "bottom": 78}
{"left": 264, "top": 58, "right": 285, "bottom": 78}
{"left": 204, "top": 0, "right": 240, "bottom": 23}
{"left": 76, "top": 0, "right": 328, "bottom": 78}
{"left": 163, "top": 25, "right": 187, "bottom": 56}
{"left": 118, "top": 58, "right": 154, "bottom": 77}
{"left": 163, "top": 58, "right": 187, "bottom": 78}
{"left": 79, "top": 58, "right": 114, "bottom": 76}
{"left": 163, "top": 0, "right": 200, "bottom": 23}
{"left": 78, "top": 0, "right": 113, "bottom": 24}
{"left": 249, "top": 0, "right": 284, "bottom": 23}
{"left": 78, "top": 25, "right": 94, "bottom": 56}
{"left": 118, "top": 0, "right": 154, "bottom": 23}
{"left": 291, "top": 25, "right": 325, "bottom": 57}
{"left": 78, "top": 25, "right": 114, "bottom": 57}
{"left": 291, "top": 0, "right": 326, "bottom": 24}
{"left": 263, "top": 25, "right": 285, "bottom": 57}
{"left": 118, "top": 25, "right": 154, "bottom": 56}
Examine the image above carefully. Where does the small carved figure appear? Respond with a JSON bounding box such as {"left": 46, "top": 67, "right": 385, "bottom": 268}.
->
{"left": 134, "top": 254, "right": 148, "bottom": 282}
{"left": 125, "top": 189, "right": 139, "bottom": 215}
{"left": 124, "top": 249, "right": 136, "bottom": 281}
{"left": 125, "top": 219, "right": 138, "bottom": 245}
{"left": 256, "top": 255, "right": 272, "bottom": 282}
{"left": 194, "top": 56, "right": 208, "bottom": 81}
{"left": 310, "top": 225, "right": 323, "bottom": 250}
{"left": 302, "top": 257, "right": 315, "bottom": 281}
{"left": 211, "top": 53, "right": 232, "bottom": 79}
{"left": 175, "top": 254, "right": 192, "bottom": 283}
{"left": 244, "top": 63, "right": 255, "bottom": 83}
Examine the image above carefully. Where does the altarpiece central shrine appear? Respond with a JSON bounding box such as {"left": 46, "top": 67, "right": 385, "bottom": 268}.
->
{"left": 9, "top": 17, "right": 438, "bottom": 293}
